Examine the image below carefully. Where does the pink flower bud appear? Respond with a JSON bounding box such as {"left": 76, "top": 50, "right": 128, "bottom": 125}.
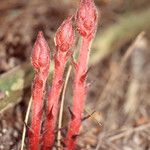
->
{"left": 54, "top": 17, "right": 74, "bottom": 52}
{"left": 76, "top": 0, "right": 98, "bottom": 40}
{"left": 31, "top": 31, "right": 50, "bottom": 72}
{"left": 29, "top": 31, "right": 50, "bottom": 150}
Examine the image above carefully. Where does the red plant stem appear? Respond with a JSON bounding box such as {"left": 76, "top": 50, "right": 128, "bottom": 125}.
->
{"left": 64, "top": 37, "right": 91, "bottom": 150}
{"left": 29, "top": 31, "right": 50, "bottom": 150}
{"left": 42, "top": 52, "right": 68, "bottom": 150}
{"left": 29, "top": 75, "right": 46, "bottom": 150}
{"left": 42, "top": 17, "right": 74, "bottom": 150}
{"left": 65, "top": 0, "right": 98, "bottom": 148}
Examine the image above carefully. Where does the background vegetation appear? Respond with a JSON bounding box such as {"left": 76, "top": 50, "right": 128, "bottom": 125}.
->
{"left": 0, "top": 0, "right": 150, "bottom": 149}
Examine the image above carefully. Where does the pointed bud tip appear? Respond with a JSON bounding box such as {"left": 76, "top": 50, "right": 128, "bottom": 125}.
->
{"left": 55, "top": 17, "right": 74, "bottom": 52}
{"left": 31, "top": 31, "right": 50, "bottom": 73}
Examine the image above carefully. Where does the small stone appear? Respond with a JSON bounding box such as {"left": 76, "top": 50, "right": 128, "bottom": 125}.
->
{"left": 123, "top": 146, "right": 133, "bottom": 150}
{"left": 0, "top": 145, "right": 4, "bottom": 150}
{"left": 2, "top": 128, "right": 7, "bottom": 134}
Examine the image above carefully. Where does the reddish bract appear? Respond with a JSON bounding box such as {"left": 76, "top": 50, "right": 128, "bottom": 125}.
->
{"left": 76, "top": 0, "right": 98, "bottom": 40}
{"left": 55, "top": 17, "right": 74, "bottom": 52}
{"left": 31, "top": 31, "right": 50, "bottom": 74}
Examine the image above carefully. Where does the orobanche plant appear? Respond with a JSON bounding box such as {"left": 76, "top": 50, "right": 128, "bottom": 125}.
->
{"left": 28, "top": 0, "right": 98, "bottom": 149}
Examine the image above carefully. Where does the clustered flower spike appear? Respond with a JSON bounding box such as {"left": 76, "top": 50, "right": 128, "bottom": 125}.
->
{"left": 31, "top": 31, "right": 50, "bottom": 74}
{"left": 42, "top": 17, "right": 74, "bottom": 150}
{"left": 76, "top": 0, "right": 98, "bottom": 40}
{"left": 29, "top": 31, "right": 50, "bottom": 150}
{"left": 28, "top": 0, "right": 98, "bottom": 149}
{"left": 64, "top": 0, "right": 98, "bottom": 149}
{"left": 55, "top": 17, "right": 74, "bottom": 52}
